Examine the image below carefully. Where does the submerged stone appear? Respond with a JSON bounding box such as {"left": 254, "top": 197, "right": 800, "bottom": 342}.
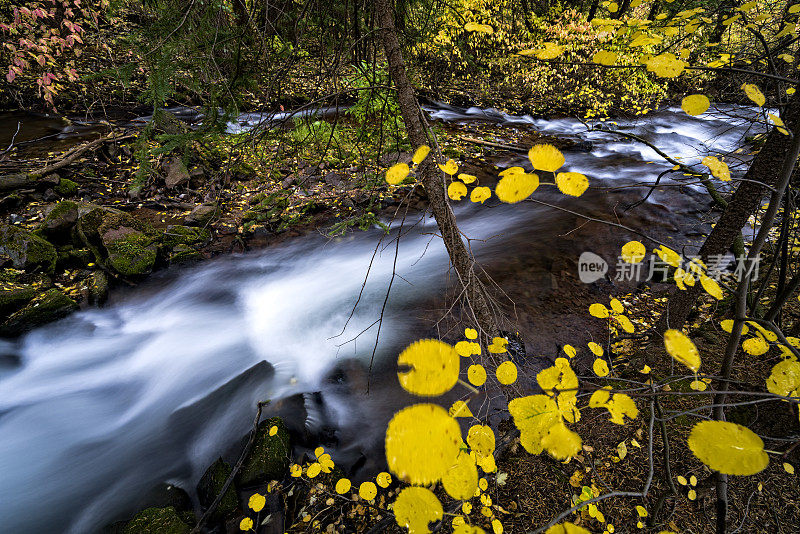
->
{"left": 197, "top": 458, "right": 237, "bottom": 524}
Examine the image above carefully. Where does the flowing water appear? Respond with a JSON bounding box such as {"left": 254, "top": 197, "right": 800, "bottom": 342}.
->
{"left": 0, "top": 103, "right": 766, "bottom": 533}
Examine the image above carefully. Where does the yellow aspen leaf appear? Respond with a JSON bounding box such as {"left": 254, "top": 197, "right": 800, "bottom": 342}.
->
{"left": 688, "top": 421, "right": 768, "bottom": 475}
{"left": 702, "top": 156, "right": 731, "bottom": 181}
{"left": 674, "top": 268, "right": 688, "bottom": 290}
{"left": 593, "top": 358, "right": 610, "bottom": 377}
{"left": 590, "top": 303, "right": 610, "bottom": 318}
{"left": 742, "top": 83, "right": 766, "bottom": 107}
{"left": 492, "top": 519, "right": 504, "bottom": 534}
{"left": 610, "top": 298, "right": 624, "bottom": 314}
{"left": 720, "top": 320, "right": 748, "bottom": 335}
{"left": 442, "top": 452, "right": 479, "bottom": 500}
{"left": 385, "top": 404, "right": 461, "bottom": 485}
{"left": 768, "top": 113, "right": 790, "bottom": 135}
{"left": 588, "top": 342, "right": 603, "bottom": 356}
{"left": 465, "top": 328, "right": 478, "bottom": 339}
{"left": 468, "top": 425, "right": 496, "bottom": 459}
{"left": 359, "top": 481, "right": 377, "bottom": 500}
{"left": 784, "top": 463, "right": 795, "bottom": 474}
{"left": 541, "top": 422, "right": 582, "bottom": 460}
{"left": 534, "top": 42, "right": 565, "bottom": 59}
{"left": 448, "top": 181, "right": 467, "bottom": 200}
{"left": 477, "top": 454, "right": 496, "bottom": 473}
{"left": 495, "top": 172, "right": 539, "bottom": 203}
{"left": 742, "top": 337, "right": 769, "bottom": 356}
{"left": 458, "top": 173, "right": 477, "bottom": 184}
{"left": 468, "top": 364, "right": 487, "bottom": 386}
{"left": 307, "top": 462, "right": 322, "bottom": 478}
{"left": 335, "top": 478, "right": 352, "bottom": 494}
{"left": 690, "top": 475, "right": 697, "bottom": 486}
{"left": 528, "top": 144, "right": 565, "bottom": 172}
{"left": 640, "top": 364, "right": 651, "bottom": 374}
{"left": 478, "top": 477, "right": 488, "bottom": 491}
{"left": 376, "top": 471, "right": 392, "bottom": 488}
{"left": 464, "top": 22, "right": 494, "bottom": 34}
{"left": 499, "top": 166, "right": 525, "bottom": 177}
{"left": 589, "top": 387, "right": 611, "bottom": 408}
{"left": 564, "top": 344, "right": 577, "bottom": 358}
{"left": 386, "top": 163, "right": 410, "bottom": 185}
{"left": 621, "top": 241, "right": 646, "bottom": 263}
{"left": 439, "top": 159, "right": 458, "bottom": 175}
{"left": 496, "top": 361, "right": 518, "bottom": 385}
{"left": 681, "top": 94, "right": 710, "bottom": 116}
{"left": 289, "top": 464, "right": 302, "bottom": 477}
{"left": 470, "top": 186, "right": 492, "bottom": 204}
{"left": 269, "top": 425, "right": 278, "bottom": 436}
{"left": 636, "top": 505, "right": 647, "bottom": 517}
{"left": 766, "top": 360, "right": 800, "bottom": 397}
{"left": 664, "top": 329, "right": 701, "bottom": 372}
{"left": 690, "top": 379, "right": 707, "bottom": 391}
{"left": 453, "top": 524, "right": 485, "bottom": 534}
{"left": 508, "top": 394, "right": 561, "bottom": 454}
{"left": 412, "top": 145, "right": 430, "bottom": 165}
{"left": 545, "top": 522, "right": 590, "bottom": 534}
{"left": 593, "top": 50, "right": 618, "bottom": 65}
{"left": 615, "top": 314, "right": 635, "bottom": 333}
{"left": 700, "top": 275, "right": 723, "bottom": 300}
{"left": 556, "top": 172, "right": 589, "bottom": 197}
{"left": 462, "top": 502, "right": 473, "bottom": 514}
{"left": 646, "top": 53, "right": 685, "bottom": 78}
{"left": 655, "top": 245, "right": 682, "bottom": 267}
{"left": 393, "top": 486, "right": 443, "bottom": 534}
{"left": 747, "top": 321, "right": 778, "bottom": 341}
{"left": 608, "top": 1, "right": 619, "bottom": 12}
{"left": 240, "top": 517, "right": 254, "bottom": 531}
{"left": 677, "top": 475, "right": 687, "bottom": 485}
{"left": 397, "top": 339, "right": 459, "bottom": 396}
{"left": 450, "top": 400, "right": 473, "bottom": 418}
{"left": 687, "top": 489, "right": 697, "bottom": 500}
{"left": 790, "top": 4, "right": 800, "bottom": 13}
{"left": 248, "top": 493, "right": 266, "bottom": 512}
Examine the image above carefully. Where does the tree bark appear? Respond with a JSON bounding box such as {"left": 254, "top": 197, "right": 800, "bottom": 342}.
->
{"left": 655, "top": 94, "right": 800, "bottom": 334}
{"left": 374, "top": 0, "right": 497, "bottom": 337}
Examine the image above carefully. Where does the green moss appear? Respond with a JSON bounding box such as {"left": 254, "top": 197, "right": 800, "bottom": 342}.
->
{"left": 161, "top": 225, "right": 211, "bottom": 248}
{"left": 197, "top": 458, "right": 237, "bottom": 524}
{"left": 238, "top": 417, "right": 291, "bottom": 486}
{"left": 0, "top": 225, "right": 57, "bottom": 273}
{"left": 1, "top": 289, "right": 78, "bottom": 336}
{"left": 0, "top": 287, "right": 37, "bottom": 317}
{"left": 168, "top": 244, "right": 202, "bottom": 264}
{"left": 54, "top": 178, "right": 79, "bottom": 197}
{"left": 105, "top": 233, "right": 157, "bottom": 276}
{"left": 122, "top": 507, "right": 190, "bottom": 534}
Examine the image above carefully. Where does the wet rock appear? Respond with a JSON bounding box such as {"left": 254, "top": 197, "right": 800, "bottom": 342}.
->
{"left": 168, "top": 244, "right": 202, "bottom": 264}
{"left": 140, "top": 483, "right": 194, "bottom": 526}
{"left": 0, "top": 287, "right": 37, "bottom": 317}
{"left": 197, "top": 458, "right": 237, "bottom": 524}
{"left": 1, "top": 288, "right": 78, "bottom": 336}
{"left": 89, "top": 270, "right": 109, "bottom": 305}
{"left": 165, "top": 157, "right": 190, "bottom": 188}
{"left": 162, "top": 225, "right": 211, "bottom": 248}
{"left": 184, "top": 203, "right": 218, "bottom": 227}
{"left": 121, "top": 507, "right": 190, "bottom": 534}
{"left": 56, "top": 246, "right": 93, "bottom": 269}
{"left": 40, "top": 201, "right": 79, "bottom": 240}
{"left": 0, "top": 224, "right": 57, "bottom": 273}
{"left": 238, "top": 417, "right": 291, "bottom": 487}
{"left": 104, "top": 232, "right": 157, "bottom": 277}
{"left": 54, "top": 178, "right": 78, "bottom": 197}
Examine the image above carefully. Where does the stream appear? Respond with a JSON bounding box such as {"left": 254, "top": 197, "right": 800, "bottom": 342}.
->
{"left": 0, "top": 102, "right": 765, "bottom": 533}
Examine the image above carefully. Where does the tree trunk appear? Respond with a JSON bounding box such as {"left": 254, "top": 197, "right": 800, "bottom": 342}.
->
{"left": 374, "top": 0, "right": 497, "bottom": 337}
{"left": 586, "top": 0, "right": 601, "bottom": 21}
{"left": 655, "top": 94, "right": 800, "bottom": 334}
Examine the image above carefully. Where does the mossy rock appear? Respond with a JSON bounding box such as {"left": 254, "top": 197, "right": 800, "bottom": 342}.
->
{"left": 1, "top": 288, "right": 78, "bottom": 336}
{"left": 168, "top": 244, "right": 202, "bottom": 264}
{"left": 40, "top": 201, "right": 80, "bottom": 241}
{"left": 162, "top": 225, "right": 212, "bottom": 248}
{"left": 89, "top": 271, "right": 109, "bottom": 305}
{"left": 0, "top": 287, "right": 37, "bottom": 318}
{"left": 54, "top": 178, "right": 78, "bottom": 197}
{"left": 238, "top": 417, "right": 291, "bottom": 487}
{"left": 197, "top": 458, "right": 237, "bottom": 524}
{"left": 0, "top": 224, "right": 57, "bottom": 273}
{"left": 105, "top": 233, "right": 157, "bottom": 277}
{"left": 121, "top": 507, "right": 190, "bottom": 534}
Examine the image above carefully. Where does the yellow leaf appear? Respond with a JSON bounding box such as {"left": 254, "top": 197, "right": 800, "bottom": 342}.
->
{"left": 589, "top": 303, "right": 610, "bottom": 318}
{"left": 677, "top": 475, "right": 687, "bottom": 485}
{"left": 335, "top": 478, "right": 352, "bottom": 494}
{"left": 556, "top": 172, "right": 589, "bottom": 197}
{"left": 681, "top": 94, "right": 711, "bottom": 116}
{"left": 655, "top": 245, "right": 682, "bottom": 267}
{"left": 359, "top": 481, "right": 377, "bottom": 500}
{"left": 545, "top": 522, "right": 590, "bottom": 534}
{"left": 269, "top": 425, "right": 278, "bottom": 436}
{"left": 640, "top": 364, "right": 651, "bottom": 374}
{"left": 453, "top": 524, "right": 486, "bottom": 534}
{"left": 588, "top": 342, "right": 603, "bottom": 356}
{"left": 528, "top": 144, "right": 565, "bottom": 172}
{"left": 720, "top": 319, "right": 748, "bottom": 335}
{"left": 306, "top": 462, "right": 321, "bottom": 478}
{"left": 496, "top": 361, "right": 518, "bottom": 385}
{"left": 448, "top": 181, "right": 468, "bottom": 200}
{"left": 240, "top": 517, "right": 254, "bottom": 531}
{"left": 470, "top": 186, "right": 492, "bottom": 203}
{"left": 385, "top": 404, "right": 462, "bottom": 485}
{"left": 465, "top": 327, "right": 478, "bottom": 339}
{"left": 615, "top": 314, "right": 635, "bottom": 333}
{"left": 439, "top": 159, "right": 459, "bottom": 175}
{"left": 610, "top": 298, "right": 624, "bottom": 314}
{"left": 646, "top": 53, "right": 685, "bottom": 78}
{"left": 499, "top": 166, "right": 525, "bottom": 177}
{"left": 376, "top": 471, "right": 392, "bottom": 488}
{"left": 784, "top": 462, "right": 796, "bottom": 475}
{"left": 442, "top": 452, "right": 479, "bottom": 500}
{"left": 541, "top": 422, "right": 582, "bottom": 460}
{"left": 290, "top": 464, "right": 302, "bottom": 477}
{"left": 742, "top": 83, "right": 766, "bottom": 107}
{"left": 508, "top": 394, "right": 561, "bottom": 454}
{"left": 534, "top": 42, "right": 565, "bottom": 60}
{"left": 412, "top": 145, "right": 430, "bottom": 165}
{"left": 766, "top": 359, "right": 800, "bottom": 397}
{"left": 492, "top": 519, "right": 504, "bottom": 534}
{"left": 397, "top": 339, "right": 460, "bottom": 396}
{"left": 464, "top": 22, "right": 494, "bottom": 34}
{"left": 449, "top": 400, "right": 474, "bottom": 418}
{"left": 459, "top": 173, "right": 477, "bottom": 184}
{"left": 702, "top": 156, "right": 731, "bottom": 181}
{"left": 700, "top": 275, "right": 723, "bottom": 300}
{"left": 393, "top": 486, "right": 443, "bottom": 533}
{"left": 742, "top": 337, "right": 769, "bottom": 356}
{"left": 593, "top": 50, "right": 618, "bottom": 66}
{"left": 688, "top": 421, "right": 768, "bottom": 475}
{"left": 467, "top": 424, "right": 496, "bottom": 459}
{"left": 593, "top": 358, "right": 610, "bottom": 377}
{"left": 563, "top": 344, "right": 577, "bottom": 358}
{"left": 495, "top": 172, "right": 539, "bottom": 203}
{"left": 249, "top": 493, "right": 266, "bottom": 512}
{"left": 664, "top": 329, "right": 701, "bottom": 372}
{"left": 690, "top": 379, "right": 707, "bottom": 391}
{"left": 621, "top": 240, "right": 646, "bottom": 263}
{"left": 687, "top": 489, "right": 697, "bottom": 500}
{"left": 386, "top": 163, "right": 410, "bottom": 185}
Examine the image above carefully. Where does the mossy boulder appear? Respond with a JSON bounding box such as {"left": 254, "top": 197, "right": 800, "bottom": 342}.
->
{"left": 0, "top": 225, "right": 57, "bottom": 273}
{"left": 121, "top": 507, "right": 190, "bottom": 534}
{"left": 184, "top": 203, "right": 218, "bottom": 227}
{"left": 168, "top": 244, "right": 202, "bottom": 264}
{"left": 89, "top": 270, "right": 109, "bottom": 305}
{"left": 197, "top": 458, "right": 237, "bottom": 524}
{"left": 238, "top": 417, "right": 291, "bottom": 487}
{"left": 162, "top": 225, "right": 211, "bottom": 248}
{"left": 54, "top": 178, "right": 78, "bottom": 197}
{"left": 0, "top": 287, "right": 37, "bottom": 318}
{"left": 105, "top": 232, "right": 157, "bottom": 277}
{"left": 40, "top": 201, "right": 79, "bottom": 240}
{"left": 1, "top": 288, "right": 78, "bottom": 336}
